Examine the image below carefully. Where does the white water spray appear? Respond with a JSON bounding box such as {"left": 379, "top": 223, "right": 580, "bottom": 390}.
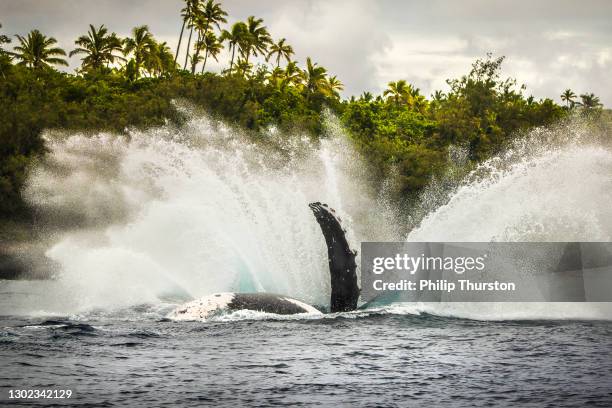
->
{"left": 409, "top": 127, "right": 612, "bottom": 242}
{"left": 19, "top": 111, "right": 396, "bottom": 313}
{"left": 404, "top": 120, "right": 612, "bottom": 320}
{"left": 7, "top": 113, "right": 612, "bottom": 320}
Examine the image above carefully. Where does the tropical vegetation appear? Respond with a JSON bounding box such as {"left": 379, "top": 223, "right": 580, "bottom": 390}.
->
{"left": 0, "top": 0, "right": 606, "bottom": 219}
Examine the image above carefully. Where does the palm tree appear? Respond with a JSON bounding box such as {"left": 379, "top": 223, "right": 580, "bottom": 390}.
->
{"left": 69, "top": 24, "right": 124, "bottom": 71}
{"left": 201, "top": 0, "right": 228, "bottom": 32}
{"left": 241, "top": 16, "right": 271, "bottom": 64}
{"left": 198, "top": 31, "right": 223, "bottom": 73}
{"left": 413, "top": 94, "right": 428, "bottom": 114}
{"left": 267, "top": 66, "right": 288, "bottom": 90}
{"left": 322, "top": 75, "right": 343, "bottom": 98}
{"left": 235, "top": 57, "right": 252, "bottom": 77}
{"left": 0, "top": 23, "right": 10, "bottom": 53}
{"left": 157, "top": 42, "right": 176, "bottom": 75}
{"left": 175, "top": 0, "right": 198, "bottom": 65}
{"left": 220, "top": 22, "right": 247, "bottom": 73}
{"left": 579, "top": 93, "right": 602, "bottom": 109}
{"left": 123, "top": 25, "right": 155, "bottom": 78}
{"left": 13, "top": 29, "right": 68, "bottom": 69}
{"left": 189, "top": 12, "right": 208, "bottom": 73}
{"left": 303, "top": 57, "right": 327, "bottom": 94}
{"left": 144, "top": 40, "right": 176, "bottom": 77}
{"left": 266, "top": 38, "right": 293, "bottom": 68}
{"left": 360, "top": 92, "right": 373, "bottom": 102}
{"left": 0, "top": 23, "right": 11, "bottom": 79}
{"left": 190, "top": 0, "right": 227, "bottom": 73}
{"left": 183, "top": 0, "right": 201, "bottom": 70}
{"left": 561, "top": 89, "right": 576, "bottom": 110}
{"left": 432, "top": 90, "right": 445, "bottom": 102}
{"left": 284, "top": 61, "right": 303, "bottom": 87}
{"left": 384, "top": 80, "right": 411, "bottom": 105}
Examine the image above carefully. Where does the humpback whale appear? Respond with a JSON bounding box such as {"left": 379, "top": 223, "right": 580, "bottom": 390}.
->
{"left": 169, "top": 202, "right": 360, "bottom": 321}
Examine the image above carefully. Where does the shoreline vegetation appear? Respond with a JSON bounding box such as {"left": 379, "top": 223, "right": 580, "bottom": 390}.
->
{"left": 0, "top": 1, "right": 607, "bottom": 231}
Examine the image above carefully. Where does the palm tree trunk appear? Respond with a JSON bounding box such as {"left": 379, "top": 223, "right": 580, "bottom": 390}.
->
{"left": 174, "top": 19, "right": 186, "bottom": 64}
{"left": 276, "top": 54, "right": 280, "bottom": 69}
{"left": 183, "top": 27, "right": 193, "bottom": 70}
{"left": 201, "top": 50, "right": 208, "bottom": 74}
{"left": 229, "top": 45, "right": 235, "bottom": 73}
{"left": 191, "top": 31, "right": 202, "bottom": 74}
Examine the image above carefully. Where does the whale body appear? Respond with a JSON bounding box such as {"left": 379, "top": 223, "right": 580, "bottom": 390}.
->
{"left": 169, "top": 202, "right": 360, "bottom": 320}
{"left": 169, "top": 292, "right": 322, "bottom": 321}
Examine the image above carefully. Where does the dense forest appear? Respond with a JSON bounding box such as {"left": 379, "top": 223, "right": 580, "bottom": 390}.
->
{"left": 0, "top": 0, "right": 606, "bottom": 219}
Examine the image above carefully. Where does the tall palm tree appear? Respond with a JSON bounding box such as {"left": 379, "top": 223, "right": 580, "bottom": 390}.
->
{"left": 322, "top": 75, "right": 343, "bottom": 98}
{"left": 69, "top": 24, "right": 124, "bottom": 71}
{"left": 220, "top": 22, "right": 247, "bottom": 73}
{"left": 13, "top": 29, "right": 68, "bottom": 69}
{"left": 191, "top": 0, "right": 227, "bottom": 73}
{"left": 183, "top": 0, "right": 201, "bottom": 70}
{"left": 189, "top": 12, "right": 209, "bottom": 73}
{"left": 241, "top": 16, "right": 271, "bottom": 64}
{"left": 198, "top": 31, "right": 223, "bottom": 73}
{"left": 123, "top": 25, "right": 155, "bottom": 78}
{"left": 201, "top": 0, "right": 228, "bottom": 32}
{"left": 175, "top": 0, "right": 198, "bottom": 65}
{"left": 384, "top": 80, "right": 412, "bottom": 105}
{"left": 266, "top": 38, "right": 293, "bottom": 68}
{"left": 579, "top": 93, "right": 602, "bottom": 109}
{"left": 560, "top": 89, "right": 576, "bottom": 110}
{"left": 303, "top": 57, "right": 327, "bottom": 93}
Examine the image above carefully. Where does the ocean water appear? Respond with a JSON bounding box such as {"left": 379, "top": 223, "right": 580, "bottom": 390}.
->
{"left": 1, "top": 305, "right": 612, "bottom": 407}
{"left": 2, "top": 114, "right": 612, "bottom": 406}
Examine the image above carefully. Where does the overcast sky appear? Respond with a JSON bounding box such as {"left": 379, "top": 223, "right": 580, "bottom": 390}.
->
{"left": 1, "top": 0, "right": 611, "bottom": 105}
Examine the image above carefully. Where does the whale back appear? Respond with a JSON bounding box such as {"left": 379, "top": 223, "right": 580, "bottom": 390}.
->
{"left": 169, "top": 293, "right": 321, "bottom": 321}
{"left": 309, "top": 202, "right": 360, "bottom": 312}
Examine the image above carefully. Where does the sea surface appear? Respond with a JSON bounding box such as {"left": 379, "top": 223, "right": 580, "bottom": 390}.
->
{"left": 1, "top": 302, "right": 612, "bottom": 407}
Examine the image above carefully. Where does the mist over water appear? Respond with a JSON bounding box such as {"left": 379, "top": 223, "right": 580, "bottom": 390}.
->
{"left": 6, "top": 112, "right": 612, "bottom": 320}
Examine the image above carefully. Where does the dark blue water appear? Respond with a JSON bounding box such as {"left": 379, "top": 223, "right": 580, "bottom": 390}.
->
{"left": 1, "top": 309, "right": 612, "bottom": 407}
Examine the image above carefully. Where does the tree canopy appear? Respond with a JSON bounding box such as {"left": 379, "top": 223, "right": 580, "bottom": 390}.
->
{"left": 0, "top": 8, "right": 606, "bottom": 218}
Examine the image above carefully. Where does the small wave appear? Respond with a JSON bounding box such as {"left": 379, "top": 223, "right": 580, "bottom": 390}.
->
{"left": 20, "top": 319, "right": 98, "bottom": 336}
{"left": 111, "top": 342, "right": 141, "bottom": 347}
{"left": 369, "top": 302, "right": 612, "bottom": 321}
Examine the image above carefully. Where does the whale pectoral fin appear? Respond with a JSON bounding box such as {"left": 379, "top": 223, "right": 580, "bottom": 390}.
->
{"left": 309, "top": 202, "right": 360, "bottom": 313}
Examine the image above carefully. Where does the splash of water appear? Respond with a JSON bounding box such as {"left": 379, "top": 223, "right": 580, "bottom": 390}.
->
{"left": 405, "top": 119, "right": 612, "bottom": 320}
{"left": 10, "top": 113, "right": 612, "bottom": 320}
{"left": 20, "top": 111, "right": 396, "bottom": 313}
{"left": 408, "top": 120, "right": 612, "bottom": 242}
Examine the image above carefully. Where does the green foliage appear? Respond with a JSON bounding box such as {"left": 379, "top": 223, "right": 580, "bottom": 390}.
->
{"left": 433, "top": 55, "right": 565, "bottom": 160}
{"left": 341, "top": 54, "right": 569, "bottom": 198}
{"left": 0, "top": 64, "right": 338, "bottom": 215}
{"left": 0, "top": 10, "right": 601, "bottom": 220}
{"left": 341, "top": 99, "right": 443, "bottom": 194}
